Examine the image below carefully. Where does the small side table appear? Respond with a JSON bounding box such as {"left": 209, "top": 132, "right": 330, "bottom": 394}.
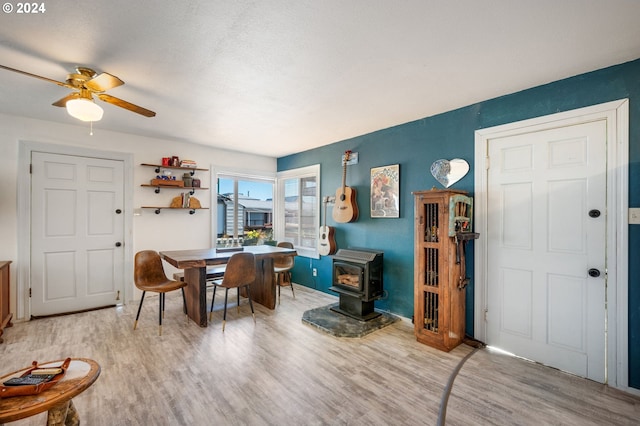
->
{"left": 0, "top": 358, "right": 100, "bottom": 425}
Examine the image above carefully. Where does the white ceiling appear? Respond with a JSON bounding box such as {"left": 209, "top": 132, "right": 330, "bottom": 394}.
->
{"left": 1, "top": 1, "right": 639, "bottom": 157}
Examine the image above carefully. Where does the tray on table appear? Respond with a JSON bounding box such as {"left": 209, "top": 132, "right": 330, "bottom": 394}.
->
{"left": 0, "top": 358, "right": 70, "bottom": 398}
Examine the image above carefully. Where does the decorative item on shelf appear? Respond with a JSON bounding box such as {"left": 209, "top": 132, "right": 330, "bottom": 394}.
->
{"left": 188, "top": 197, "right": 201, "bottom": 209}
{"left": 162, "top": 157, "right": 170, "bottom": 166}
{"left": 192, "top": 178, "right": 201, "bottom": 188}
{"left": 180, "top": 159, "right": 197, "bottom": 168}
{"left": 182, "top": 173, "right": 193, "bottom": 187}
{"left": 151, "top": 176, "right": 183, "bottom": 187}
{"left": 430, "top": 158, "right": 469, "bottom": 188}
{"left": 169, "top": 194, "right": 201, "bottom": 209}
{"left": 171, "top": 156, "right": 180, "bottom": 167}
{"left": 170, "top": 196, "right": 182, "bottom": 208}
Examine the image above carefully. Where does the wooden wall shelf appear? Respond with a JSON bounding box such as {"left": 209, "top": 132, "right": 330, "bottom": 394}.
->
{"left": 141, "top": 207, "right": 209, "bottom": 215}
{"left": 140, "top": 184, "right": 209, "bottom": 194}
{"left": 140, "top": 163, "right": 208, "bottom": 176}
{"left": 139, "top": 162, "right": 209, "bottom": 213}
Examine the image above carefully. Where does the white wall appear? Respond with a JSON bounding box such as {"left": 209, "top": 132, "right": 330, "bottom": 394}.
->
{"left": 0, "top": 113, "right": 276, "bottom": 319}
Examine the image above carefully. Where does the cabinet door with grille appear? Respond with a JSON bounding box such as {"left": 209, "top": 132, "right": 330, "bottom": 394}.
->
{"left": 413, "top": 189, "right": 469, "bottom": 352}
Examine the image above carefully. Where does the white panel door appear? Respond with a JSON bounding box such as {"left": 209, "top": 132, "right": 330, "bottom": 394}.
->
{"left": 31, "top": 152, "right": 124, "bottom": 316}
{"left": 486, "top": 120, "right": 607, "bottom": 382}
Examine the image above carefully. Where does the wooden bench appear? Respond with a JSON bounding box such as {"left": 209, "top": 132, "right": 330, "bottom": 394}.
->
{"left": 173, "top": 265, "right": 227, "bottom": 283}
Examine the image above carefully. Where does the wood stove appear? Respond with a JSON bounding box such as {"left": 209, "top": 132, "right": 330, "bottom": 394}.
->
{"left": 329, "top": 248, "right": 383, "bottom": 321}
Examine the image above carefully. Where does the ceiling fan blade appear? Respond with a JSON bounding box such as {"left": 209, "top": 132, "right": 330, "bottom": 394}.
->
{"left": 85, "top": 72, "right": 124, "bottom": 92}
{"left": 0, "top": 64, "right": 74, "bottom": 89}
{"left": 52, "top": 92, "right": 81, "bottom": 107}
{"left": 97, "top": 93, "right": 156, "bottom": 117}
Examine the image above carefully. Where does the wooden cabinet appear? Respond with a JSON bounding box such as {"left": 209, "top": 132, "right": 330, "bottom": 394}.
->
{"left": 139, "top": 163, "right": 210, "bottom": 214}
{"left": 0, "top": 261, "right": 12, "bottom": 343}
{"left": 413, "top": 189, "right": 472, "bottom": 352}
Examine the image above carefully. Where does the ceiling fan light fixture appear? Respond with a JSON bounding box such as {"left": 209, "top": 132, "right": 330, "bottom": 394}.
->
{"left": 66, "top": 98, "right": 104, "bottom": 122}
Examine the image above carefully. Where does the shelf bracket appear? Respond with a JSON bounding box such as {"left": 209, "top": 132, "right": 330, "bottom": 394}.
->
{"left": 154, "top": 209, "right": 161, "bottom": 214}
{"left": 189, "top": 209, "right": 196, "bottom": 214}
{"left": 154, "top": 187, "right": 161, "bottom": 194}
{"left": 154, "top": 167, "right": 160, "bottom": 173}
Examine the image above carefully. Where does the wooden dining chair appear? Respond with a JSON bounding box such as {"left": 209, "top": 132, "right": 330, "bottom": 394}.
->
{"left": 274, "top": 241, "right": 295, "bottom": 304}
{"left": 209, "top": 252, "right": 257, "bottom": 331}
{"left": 133, "top": 250, "right": 188, "bottom": 336}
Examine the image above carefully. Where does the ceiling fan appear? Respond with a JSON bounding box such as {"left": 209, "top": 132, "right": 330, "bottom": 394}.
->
{"left": 0, "top": 64, "right": 156, "bottom": 121}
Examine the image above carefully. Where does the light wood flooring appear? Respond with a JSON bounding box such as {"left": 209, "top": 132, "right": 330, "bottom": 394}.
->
{"left": 1, "top": 285, "right": 639, "bottom": 425}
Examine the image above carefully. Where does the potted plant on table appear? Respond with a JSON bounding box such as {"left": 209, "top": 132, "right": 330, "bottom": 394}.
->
{"left": 243, "top": 230, "right": 261, "bottom": 246}
{"left": 242, "top": 229, "right": 276, "bottom": 246}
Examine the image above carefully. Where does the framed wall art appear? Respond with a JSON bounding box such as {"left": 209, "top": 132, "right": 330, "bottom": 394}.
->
{"left": 370, "top": 164, "right": 400, "bottom": 218}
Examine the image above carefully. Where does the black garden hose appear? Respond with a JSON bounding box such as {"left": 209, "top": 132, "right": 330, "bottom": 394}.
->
{"left": 437, "top": 338, "right": 486, "bottom": 426}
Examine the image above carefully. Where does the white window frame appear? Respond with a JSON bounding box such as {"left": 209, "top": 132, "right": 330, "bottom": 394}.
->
{"left": 275, "top": 164, "right": 321, "bottom": 259}
{"left": 211, "top": 166, "right": 275, "bottom": 245}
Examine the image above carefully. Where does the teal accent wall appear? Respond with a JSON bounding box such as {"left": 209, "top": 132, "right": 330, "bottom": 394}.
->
{"left": 278, "top": 58, "right": 640, "bottom": 389}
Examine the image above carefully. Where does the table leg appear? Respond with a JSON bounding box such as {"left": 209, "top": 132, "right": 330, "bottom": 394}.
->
{"left": 184, "top": 267, "right": 208, "bottom": 327}
{"left": 65, "top": 400, "right": 80, "bottom": 426}
{"left": 249, "top": 257, "right": 276, "bottom": 309}
{"left": 46, "top": 399, "right": 79, "bottom": 426}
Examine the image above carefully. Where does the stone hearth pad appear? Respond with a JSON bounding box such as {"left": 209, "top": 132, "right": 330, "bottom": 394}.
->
{"left": 302, "top": 303, "right": 400, "bottom": 338}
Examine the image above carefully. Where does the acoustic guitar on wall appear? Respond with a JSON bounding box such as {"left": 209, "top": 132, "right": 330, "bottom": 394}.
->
{"left": 318, "top": 196, "right": 337, "bottom": 256}
{"left": 332, "top": 150, "right": 358, "bottom": 223}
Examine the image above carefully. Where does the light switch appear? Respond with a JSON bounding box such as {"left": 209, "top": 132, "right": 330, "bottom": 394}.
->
{"left": 629, "top": 208, "right": 640, "bottom": 224}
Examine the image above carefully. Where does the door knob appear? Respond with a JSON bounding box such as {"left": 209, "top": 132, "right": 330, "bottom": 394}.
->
{"left": 115, "top": 242, "right": 122, "bottom": 247}
{"left": 588, "top": 268, "right": 601, "bottom": 278}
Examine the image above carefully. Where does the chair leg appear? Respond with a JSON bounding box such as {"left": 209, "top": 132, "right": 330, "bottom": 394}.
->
{"left": 222, "top": 288, "right": 230, "bottom": 332}
{"left": 276, "top": 273, "right": 281, "bottom": 305}
{"left": 209, "top": 286, "right": 217, "bottom": 322}
{"left": 181, "top": 287, "right": 188, "bottom": 322}
{"left": 159, "top": 293, "right": 164, "bottom": 336}
{"left": 245, "top": 285, "right": 256, "bottom": 324}
{"left": 289, "top": 272, "right": 295, "bottom": 299}
{"left": 161, "top": 292, "right": 166, "bottom": 318}
{"left": 133, "top": 291, "right": 146, "bottom": 330}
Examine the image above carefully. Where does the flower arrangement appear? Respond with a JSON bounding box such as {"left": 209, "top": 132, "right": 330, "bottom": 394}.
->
{"left": 245, "top": 230, "right": 262, "bottom": 240}
{"left": 243, "top": 229, "right": 273, "bottom": 245}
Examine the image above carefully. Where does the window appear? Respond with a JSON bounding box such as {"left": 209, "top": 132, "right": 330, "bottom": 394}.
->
{"left": 275, "top": 164, "right": 320, "bottom": 258}
{"left": 213, "top": 168, "right": 275, "bottom": 244}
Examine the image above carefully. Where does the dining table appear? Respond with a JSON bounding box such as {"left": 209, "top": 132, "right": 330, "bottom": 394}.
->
{"left": 159, "top": 245, "right": 297, "bottom": 327}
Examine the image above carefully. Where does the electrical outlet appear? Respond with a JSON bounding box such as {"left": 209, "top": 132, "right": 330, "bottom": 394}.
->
{"left": 312, "top": 268, "right": 317, "bottom": 276}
